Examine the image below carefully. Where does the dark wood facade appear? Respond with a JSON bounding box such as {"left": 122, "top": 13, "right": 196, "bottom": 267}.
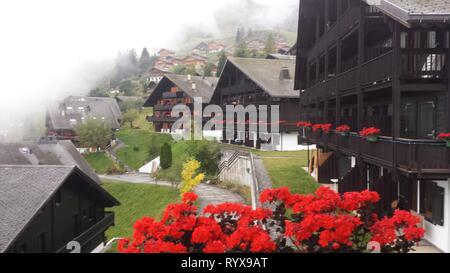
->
{"left": 4, "top": 168, "right": 119, "bottom": 253}
{"left": 296, "top": 0, "right": 450, "bottom": 214}
{"left": 144, "top": 75, "right": 218, "bottom": 132}
{"left": 212, "top": 58, "right": 299, "bottom": 149}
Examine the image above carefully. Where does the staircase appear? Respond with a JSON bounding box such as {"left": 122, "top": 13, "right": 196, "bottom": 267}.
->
{"left": 317, "top": 152, "right": 339, "bottom": 184}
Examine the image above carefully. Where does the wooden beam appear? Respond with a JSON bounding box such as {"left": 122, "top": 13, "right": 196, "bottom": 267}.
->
{"left": 357, "top": 4, "right": 365, "bottom": 130}
{"left": 447, "top": 45, "right": 450, "bottom": 131}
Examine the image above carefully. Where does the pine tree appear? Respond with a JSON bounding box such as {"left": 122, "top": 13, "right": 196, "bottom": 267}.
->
{"left": 139, "top": 47, "right": 153, "bottom": 74}
{"left": 216, "top": 51, "right": 227, "bottom": 77}
{"left": 160, "top": 142, "right": 172, "bottom": 169}
{"left": 235, "top": 28, "right": 242, "bottom": 43}
{"left": 234, "top": 40, "right": 249, "bottom": 58}
{"left": 264, "top": 33, "right": 276, "bottom": 55}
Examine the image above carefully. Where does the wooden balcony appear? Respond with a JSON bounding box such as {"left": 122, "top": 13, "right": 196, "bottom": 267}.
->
{"left": 162, "top": 91, "right": 184, "bottom": 99}
{"left": 146, "top": 115, "right": 178, "bottom": 123}
{"left": 57, "top": 212, "right": 114, "bottom": 253}
{"left": 301, "top": 130, "right": 450, "bottom": 178}
{"left": 154, "top": 104, "right": 174, "bottom": 111}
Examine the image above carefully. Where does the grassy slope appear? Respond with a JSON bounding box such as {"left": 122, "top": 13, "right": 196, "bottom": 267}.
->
{"left": 103, "top": 181, "right": 180, "bottom": 240}
{"left": 84, "top": 153, "right": 115, "bottom": 174}
{"left": 257, "top": 150, "right": 319, "bottom": 195}
{"left": 115, "top": 129, "right": 173, "bottom": 170}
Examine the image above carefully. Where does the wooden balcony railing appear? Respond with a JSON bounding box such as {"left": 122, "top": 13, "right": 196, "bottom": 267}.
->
{"left": 57, "top": 212, "right": 114, "bottom": 253}
{"left": 162, "top": 91, "right": 184, "bottom": 99}
{"left": 301, "top": 130, "right": 450, "bottom": 174}
{"left": 154, "top": 104, "right": 174, "bottom": 111}
{"left": 402, "top": 48, "right": 448, "bottom": 79}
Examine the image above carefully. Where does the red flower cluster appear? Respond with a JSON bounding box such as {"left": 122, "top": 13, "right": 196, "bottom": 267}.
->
{"left": 118, "top": 192, "right": 275, "bottom": 253}
{"left": 336, "top": 124, "right": 351, "bottom": 133}
{"left": 371, "top": 210, "right": 424, "bottom": 252}
{"left": 296, "top": 121, "right": 312, "bottom": 128}
{"left": 119, "top": 187, "right": 424, "bottom": 253}
{"left": 312, "top": 123, "right": 333, "bottom": 134}
{"left": 359, "top": 127, "right": 381, "bottom": 137}
{"left": 438, "top": 132, "right": 450, "bottom": 141}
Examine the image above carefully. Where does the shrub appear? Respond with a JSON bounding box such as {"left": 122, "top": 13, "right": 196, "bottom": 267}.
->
{"left": 186, "top": 140, "right": 222, "bottom": 176}
{"left": 180, "top": 158, "right": 205, "bottom": 195}
{"left": 160, "top": 143, "right": 172, "bottom": 169}
{"left": 118, "top": 187, "right": 424, "bottom": 253}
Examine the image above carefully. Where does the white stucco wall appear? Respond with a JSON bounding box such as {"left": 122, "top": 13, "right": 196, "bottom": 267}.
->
{"left": 273, "top": 133, "right": 311, "bottom": 151}
{"left": 139, "top": 156, "right": 160, "bottom": 174}
{"left": 423, "top": 179, "right": 450, "bottom": 252}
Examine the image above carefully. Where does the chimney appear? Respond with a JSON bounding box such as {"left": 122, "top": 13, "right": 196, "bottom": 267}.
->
{"left": 192, "top": 82, "right": 197, "bottom": 90}
{"left": 187, "top": 74, "right": 192, "bottom": 81}
{"left": 279, "top": 67, "right": 291, "bottom": 80}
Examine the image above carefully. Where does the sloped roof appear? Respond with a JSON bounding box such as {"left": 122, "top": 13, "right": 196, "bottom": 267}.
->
{"left": 0, "top": 165, "right": 119, "bottom": 252}
{"left": 364, "top": 0, "right": 450, "bottom": 26}
{"left": 266, "top": 53, "right": 296, "bottom": 60}
{"left": 47, "top": 96, "right": 122, "bottom": 130}
{"left": 222, "top": 57, "right": 299, "bottom": 98}
{"left": 144, "top": 74, "right": 218, "bottom": 106}
{"left": 0, "top": 140, "right": 101, "bottom": 183}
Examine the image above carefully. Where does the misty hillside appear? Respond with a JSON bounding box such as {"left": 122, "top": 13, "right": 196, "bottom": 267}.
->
{"left": 175, "top": 0, "right": 299, "bottom": 55}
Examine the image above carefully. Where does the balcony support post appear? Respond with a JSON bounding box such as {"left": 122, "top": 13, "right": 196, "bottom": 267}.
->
{"left": 392, "top": 22, "right": 402, "bottom": 182}
{"left": 356, "top": 3, "right": 365, "bottom": 131}
{"left": 447, "top": 45, "right": 450, "bottom": 131}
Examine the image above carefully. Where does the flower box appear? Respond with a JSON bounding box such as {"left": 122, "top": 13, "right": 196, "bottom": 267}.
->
{"left": 438, "top": 133, "right": 450, "bottom": 148}
{"left": 336, "top": 125, "right": 351, "bottom": 137}
{"left": 312, "top": 123, "right": 332, "bottom": 134}
{"left": 359, "top": 127, "right": 381, "bottom": 142}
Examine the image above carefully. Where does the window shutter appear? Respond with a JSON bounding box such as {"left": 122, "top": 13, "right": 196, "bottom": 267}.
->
{"left": 432, "top": 184, "right": 445, "bottom": 226}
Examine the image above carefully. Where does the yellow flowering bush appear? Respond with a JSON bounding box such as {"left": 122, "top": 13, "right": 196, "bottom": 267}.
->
{"left": 180, "top": 158, "right": 205, "bottom": 195}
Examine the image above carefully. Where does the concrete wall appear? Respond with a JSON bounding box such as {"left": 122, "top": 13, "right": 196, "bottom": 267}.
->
{"left": 219, "top": 155, "right": 253, "bottom": 188}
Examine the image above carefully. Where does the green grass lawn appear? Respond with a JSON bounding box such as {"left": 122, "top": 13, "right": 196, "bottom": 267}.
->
{"left": 83, "top": 152, "right": 115, "bottom": 174}
{"left": 115, "top": 129, "right": 173, "bottom": 170}
{"left": 102, "top": 181, "right": 180, "bottom": 240}
{"left": 259, "top": 151, "right": 319, "bottom": 195}
{"left": 121, "top": 107, "right": 153, "bottom": 131}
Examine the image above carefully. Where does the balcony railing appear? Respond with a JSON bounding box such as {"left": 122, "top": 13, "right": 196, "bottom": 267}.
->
{"left": 57, "top": 212, "right": 114, "bottom": 253}
{"left": 401, "top": 48, "right": 448, "bottom": 79}
{"left": 154, "top": 104, "right": 174, "bottom": 111}
{"left": 162, "top": 91, "right": 184, "bottom": 99}
{"left": 146, "top": 115, "right": 178, "bottom": 123}
{"left": 301, "top": 130, "right": 450, "bottom": 175}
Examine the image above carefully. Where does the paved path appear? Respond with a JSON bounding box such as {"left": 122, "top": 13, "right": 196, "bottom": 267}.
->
{"left": 253, "top": 155, "right": 273, "bottom": 192}
{"left": 194, "top": 183, "right": 245, "bottom": 212}
{"left": 100, "top": 174, "right": 245, "bottom": 212}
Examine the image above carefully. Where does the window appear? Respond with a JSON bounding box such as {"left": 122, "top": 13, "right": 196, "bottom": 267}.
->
{"left": 19, "top": 243, "right": 27, "bottom": 253}
{"left": 420, "top": 181, "right": 445, "bottom": 226}
{"left": 72, "top": 214, "right": 80, "bottom": 238}
{"left": 55, "top": 190, "right": 62, "bottom": 205}
{"left": 38, "top": 233, "right": 46, "bottom": 253}
{"left": 401, "top": 100, "right": 436, "bottom": 139}
{"left": 89, "top": 205, "right": 97, "bottom": 222}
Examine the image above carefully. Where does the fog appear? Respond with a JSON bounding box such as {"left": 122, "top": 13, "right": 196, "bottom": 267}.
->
{"left": 0, "top": 0, "right": 298, "bottom": 141}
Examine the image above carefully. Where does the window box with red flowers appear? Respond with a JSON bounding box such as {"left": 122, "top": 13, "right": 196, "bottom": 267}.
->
{"left": 336, "top": 124, "right": 351, "bottom": 137}
{"left": 312, "top": 123, "right": 332, "bottom": 134}
{"left": 296, "top": 121, "right": 312, "bottom": 130}
{"left": 438, "top": 133, "right": 450, "bottom": 148}
{"left": 359, "top": 127, "right": 381, "bottom": 143}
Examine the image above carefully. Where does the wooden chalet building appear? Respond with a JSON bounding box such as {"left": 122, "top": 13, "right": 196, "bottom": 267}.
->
{"left": 144, "top": 74, "right": 219, "bottom": 136}
{"left": 295, "top": 0, "right": 450, "bottom": 251}
{"left": 46, "top": 96, "right": 122, "bottom": 143}
{"left": 0, "top": 165, "right": 119, "bottom": 253}
{"left": 212, "top": 57, "right": 306, "bottom": 151}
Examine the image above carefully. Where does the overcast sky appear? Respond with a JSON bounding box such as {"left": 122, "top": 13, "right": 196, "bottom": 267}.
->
{"left": 0, "top": 0, "right": 298, "bottom": 138}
